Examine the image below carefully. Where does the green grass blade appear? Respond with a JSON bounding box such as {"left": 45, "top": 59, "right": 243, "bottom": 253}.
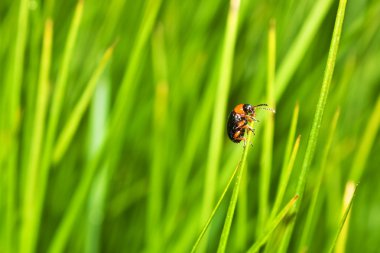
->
{"left": 53, "top": 43, "right": 115, "bottom": 163}
{"left": 270, "top": 135, "right": 300, "bottom": 221}
{"left": 236, "top": 163, "right": 248, "bottom": 251}
{"left": 28, "top": 2, "right": 84, "bottom": 252}
{"left": 164, "top": 83, "right": 215, "bottom": 240}
{"left": 108, "top": 0, "right": 163, "bottom": 130}
{"left": 147, "top": 25, "right": 169, "bottom": 252}
{"left": 5, "top": 0, "right": 30, "bottom": 250}
{"left": 298, "top": 109, "right": 340, "bottom": 252}
{"left": 201, "top": 0, "right": 242, "bottom": 243}
{"left": 247, "top": 195, "right": 299, "bottom": 253}
{"left": 278, "top": 0, "right": 348, "bottom": 251}
{"left": 349, "top": 96, "right": 380, "bottom": 182}
{"left": 269, "top": 103, "right": 299, "bottom": 222}
{"left": 282, "top": 103, "right": 299, "bottom": 175}
{"left": 217, "top": 121, "right": 255, "bottom": 253}
{"left": 329, "top": 182, "right": 357, "bottom": 253}
{"left": 47, "top": 44, "right": 115, "bottom": 253}
{"left": 42, "top": 0, "right": 84, "bottom": 164}
{"left": 85, "top": 77, "right": 110, "bottom": 253}
{"left": 275, "top": 0, "right": 334, "bottom": 101}
{"left": 191, "top": 164, "right": 240, "bottom": 253}
{"left": 20, "top": 19, "right": 53, "bottom": 253}
{"left": 258, "top": 19, "right": 276, "bottom": 231}
{"left": 48, "top": 1, "right": 162, "bottom": 251}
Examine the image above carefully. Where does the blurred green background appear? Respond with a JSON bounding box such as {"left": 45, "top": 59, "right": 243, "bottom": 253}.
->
{"left": 1, "top": 0, "right": 379, "bottom": 252}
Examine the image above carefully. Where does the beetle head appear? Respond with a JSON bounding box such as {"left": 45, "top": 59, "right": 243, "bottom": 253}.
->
{"left": 243, "top": 104, "right": 254, "bottom": 115}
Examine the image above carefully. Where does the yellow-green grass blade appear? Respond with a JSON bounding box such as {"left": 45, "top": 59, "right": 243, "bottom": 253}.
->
{"left": 26, "top": 2, "right": 84, "bottom": 252}
{"left": 20, "top": 19, "right": 53, "bottom": 253}
{"left": 4, "top": 0, "right": 29, "bottom": 250}
{"left": 349, "top": 96, "right": 380, "bottom": 182}
{"left": 330, "top": 182, "right": 357, "bottom": 253}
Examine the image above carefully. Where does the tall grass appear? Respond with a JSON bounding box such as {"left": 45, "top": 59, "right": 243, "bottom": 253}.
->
{"left": 0, "top": 0, "right": 379, "bottom": 252}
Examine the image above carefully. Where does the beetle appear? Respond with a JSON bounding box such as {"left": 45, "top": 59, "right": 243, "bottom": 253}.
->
{"left": 227, "top": 103, "right": 274, "bottom": 144}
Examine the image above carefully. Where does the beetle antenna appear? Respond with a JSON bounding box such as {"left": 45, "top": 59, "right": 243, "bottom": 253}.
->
{"left": 254, "top": 104, "right": 276, "bottom": 113}
{"left": 254, "top": 103, "right": 268, "bottom": 108}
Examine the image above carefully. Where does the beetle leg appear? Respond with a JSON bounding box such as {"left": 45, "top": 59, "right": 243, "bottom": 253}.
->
{"left": 243, "top": 115, "right": 260, "bottom": 122}
{"left": 244, "top": 115, "right": 259, "bottom": 122}
{"left": 234, "top": 120, "right": 246, "bottom": 129}
{"left": 233, "top": 131, "right": 247, "bottom": 143}
{"left": 233, "top": 130, "right": 242, "bottom": 139}
{"left": 242, "top": 124, "right": 255, "bottom": 134}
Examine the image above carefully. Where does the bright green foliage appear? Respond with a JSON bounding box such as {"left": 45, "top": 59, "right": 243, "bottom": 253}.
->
{"left": 0, "top": 0, "right": 379, "bottom": 252}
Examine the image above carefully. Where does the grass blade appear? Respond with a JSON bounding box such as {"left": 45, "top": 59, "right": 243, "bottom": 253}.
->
{"left": 85, "top": 72, "right": 110, "bottom": 253}
{"left": 48, "top": 0, "right": 162, "bottom": 251}
{"left": 330, "top": 182, "right": 357, "bottom": 253}
{"left": 281, "top": 103, "right": 299, "bottom": 176}
{"left": 278, "top": 0, "right": 348, "bottom": 250}
{"left": 275, "top": 0, "right": 334, "bottom": 101}
{"left": 28, "top": 2, "right": 85, "bottom": 252}
{"left": 349, "top": 96, "right": 380, "bottom": 182}
{"left": 48, "top": 44, "right": 115, "bottom": 253}
{"left": 247, "top": 195, "right": 299, "bottom": 253}
{"left": 217, "top": 121, "right": 255, "bottom": 253}
{"left": 5, "top": 0, "right": 30, "bottom": 250}
{"left": 201, "top": 0, "right": 242, "bottom": 242}
{"left": 147, "top": 25, "right": 169, "bottom": 252}
{"left": 20, "top": 19, "right": 53, "bottom": 253}
{"left": 53, "top": 43, "right": 116, "bottom": 163}
{"left": 270, "top": 135, "right": 301, "bottom": 221}
{"left": 298, "top": 109, "right": 340, "bottom": 252}
{"left": 269, "top": 103, "right": 299, "bottom": 222}
{"left": 191, "top": 164, "right": 240, "bottom": 253}
{"left": 258, "top": 19, "right": 276, "bottom": 231}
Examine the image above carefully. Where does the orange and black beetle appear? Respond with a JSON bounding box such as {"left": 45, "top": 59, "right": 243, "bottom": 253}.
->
{"left": 227, "top": 103, "right": 274, "bottom": 144}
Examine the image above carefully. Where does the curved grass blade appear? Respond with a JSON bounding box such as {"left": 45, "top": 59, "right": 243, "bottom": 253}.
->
{"left": 247, "top": 195, "right": 299, "bottom": 253}
{"left": 53, "top": 42, "right": 116, "bottom": 163}
{"left": 329, "top": 182, "right": 357, "bottom": 253}
{"left": 191, "top": 164, "right": 239, "bottom": 253}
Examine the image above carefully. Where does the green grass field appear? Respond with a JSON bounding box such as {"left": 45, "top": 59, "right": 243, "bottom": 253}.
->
{"left": 1, "top": 0, "right": 380, "bottom": 252}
